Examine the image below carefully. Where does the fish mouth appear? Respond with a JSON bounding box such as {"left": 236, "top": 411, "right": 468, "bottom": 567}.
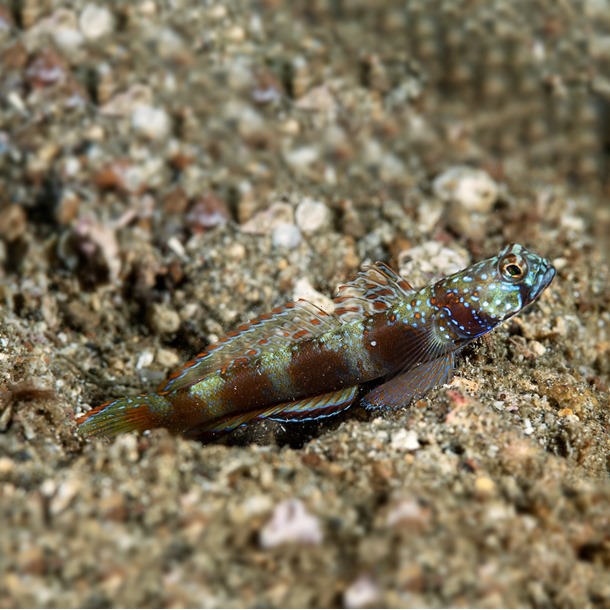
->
{"left": 532, "top": 263, "right": 556, "bottom": 299}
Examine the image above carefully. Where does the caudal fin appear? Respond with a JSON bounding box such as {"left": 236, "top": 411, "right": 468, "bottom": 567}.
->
{"left": 77, "top": 394, "right": 172, "bottom": 439}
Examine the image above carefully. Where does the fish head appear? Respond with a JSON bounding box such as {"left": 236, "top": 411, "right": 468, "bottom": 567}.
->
{"left": 432, "top": 243, "right": 555, "bottom": 341}
{"left": 478, "top": 243, "right": 556, "bottom": 323}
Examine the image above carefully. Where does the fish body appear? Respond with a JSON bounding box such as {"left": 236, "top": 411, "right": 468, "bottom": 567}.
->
{"left": 77, "top": 243, "right": 555, "bottom": 439}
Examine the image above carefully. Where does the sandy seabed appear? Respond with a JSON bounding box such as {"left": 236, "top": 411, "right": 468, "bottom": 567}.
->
{"left": 1, "top": 1, "right": 609, "bottom": 608}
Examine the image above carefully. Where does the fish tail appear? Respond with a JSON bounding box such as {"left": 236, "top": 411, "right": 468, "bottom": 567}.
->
{"left": 76, "top": 393, "right": 173, "bottom": 439}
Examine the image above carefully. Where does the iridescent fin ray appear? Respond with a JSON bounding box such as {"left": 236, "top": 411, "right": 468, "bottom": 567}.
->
{"left": 363, "top": 352, "right": 454, "bottom": 410}
{"left": 265, "top": 385, "right": 358, "bottom": 422}
{"left": 390, "top": 323, "right": 450, "bottom": 379}
{"left": 158, "top": 299, "right": 340, "bottom": 394}
{"left": 186, "top": 386, "right": 359, "bottom": 436}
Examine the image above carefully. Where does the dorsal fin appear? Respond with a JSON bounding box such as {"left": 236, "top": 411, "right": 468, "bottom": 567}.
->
{"left": 158, "top": 261, "right": 414, "bottom": 394}
{"left": 158, "top": 299, "right": 340, "bottom": 394}
{"left": 333, "top": 261, "right": 415, "bottom": 323}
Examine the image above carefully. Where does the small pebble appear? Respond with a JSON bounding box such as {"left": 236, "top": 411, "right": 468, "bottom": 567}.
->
{"left": 284, "top": 146, "right": 319, "bottom": 173}
{"left": 390, "top": 428, "right": 420, "bottom": 451}
{"left": 557, "top": 408, "right": 575, "bottom": 418}
{"left": 49, "top": 479, "right": 81, "bottom": 515}
{"left": 271, "top": 223, "right": 302, "bottom": 250}
{"left": 295, "top": 198, "right": 332, "bottom": 234}
{"left": 240, "top": 495, "right": 273, "bottom": 519}
{"left": 136, "top": 350, "right": 154, "bottom": 370}
{"left": 259, "top": 499, "right": 323, "bottom": 548}
{"left": 560, "top": 214, "right": 586, "bottom": 234}
{"left": 155, "top": 348, "right": 180, "bottom": 368}
{"left": 55, "top": 190, "right": 80, "bottom": 225}
{"left": 529, "top": 340, "right": 547, "bottom": 357}
{"left": 132, "top": 105, "right": 171, "bottom": 140}
{"left": 79, "top": 4, "right": 114, "bottom": 40}
{"left": 433, "top": 166, "right": 498, "bottom": 212}
{"left": 186, "top": 193, "right": 230, "bottom": 232}
{"left": 100, "top": 84, "right": 152, "bottom": 117}
{"left": 51, "top": 11, "right": 85, "bottom": 51}
{"left": 399, "top": 242, "right": 469, "bottom": 287}
{"left": 241, "top": 202, "right": 294, "bottom": 235}
{"left": 225, "top": 25, "right": 246, "bottom": 42}
{"left": 343, "top": 575, "right": 381, "bottom": 609}
{"left": 148, "top": 303, "right": 181, "bottom": 335}
{"left": 474, "top": 476, "right": 496, "bottom": 496}
{"left": 93, "top": 159, "right": 145, "bottom": 194}
{"left": 0, "top": 204, "right": 27, "bottom": 241}
{"left": 294, "top": 85, "right": 336, "bottom": 113}
{"left": 227, "top": 242, "right": 246, "bottom": 261}
{"left": 156, "top": 27, "right": 186, "bottom": 59}
{"left": 0, "top": 457, "right": 14, "bottom": 475}
{"left": 167, "top": 236, "right": 186, "bottom": 258}
{"left": 293, "top": 278, "right": 334, "bottom": 312}
{"left": 433, "top": 166, "right": 498, "bottom": 240}
{"left": 386, "top": 498, "right": 429, "bottom": 527}
{"left": 208, "top": 4, "right": 227, "bottom": 19}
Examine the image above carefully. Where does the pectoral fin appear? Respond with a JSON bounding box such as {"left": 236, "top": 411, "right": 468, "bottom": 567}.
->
{"left": 363, "top": 352, "right": 454, "bottom": 410}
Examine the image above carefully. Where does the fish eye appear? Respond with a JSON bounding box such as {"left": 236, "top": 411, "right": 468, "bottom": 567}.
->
{"left": 499, "top": 255, "right": 527, "bottom": 282}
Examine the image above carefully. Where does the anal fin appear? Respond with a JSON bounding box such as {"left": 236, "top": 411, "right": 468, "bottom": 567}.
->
{"left": 363, "top": 352, "right": 455, "bottom": 410}
{"left": 187, "top": 385, "right": 359, "bottom": 436}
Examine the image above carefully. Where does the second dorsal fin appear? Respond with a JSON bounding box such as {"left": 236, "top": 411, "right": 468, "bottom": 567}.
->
{"left": 333, "top": 261, "right": 415, "bottom": 323}
{"left": 158, "top": 299, "right": 340, "bottom": 394}
{"left": 158, "top": 261, "right": 414, "bottom": 394}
